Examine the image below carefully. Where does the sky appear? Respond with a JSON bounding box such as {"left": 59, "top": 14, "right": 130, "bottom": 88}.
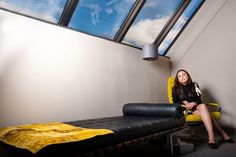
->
{"left": 123, "top": 0, "right": 183, "bottom": 49}
{"left": 0, "top": 0, "right": 203, "bottom": 55}
{"left": 68, "top": 0, "right": 136, "bottom": 39}
{"left": 123, "top": 0, "right": 203, "bottom": 54}
{"left": 0, "top": 0, "right": 67, "bottom": 22}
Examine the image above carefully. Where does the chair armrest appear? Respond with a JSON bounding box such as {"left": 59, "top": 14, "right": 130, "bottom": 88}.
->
{"left": 206, "top": 103, "right": 221, "bottom": 112}
{"left": 207, "top": 102, "right": 219, "bottom": 106}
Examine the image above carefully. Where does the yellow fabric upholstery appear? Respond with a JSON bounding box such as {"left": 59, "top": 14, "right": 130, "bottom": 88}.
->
{"left": 0, "top": 122, "right": 113, "bottom": 153}
{"left": 167, "top": 77, "right": 221, "bottom": 123}
{"left": 167, "top": 77, "right": 175, "bottom": 104}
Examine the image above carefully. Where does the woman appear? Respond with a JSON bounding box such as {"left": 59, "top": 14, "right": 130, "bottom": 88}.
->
{"left": 172, "top": 69, "right": 233, "bottom": 149}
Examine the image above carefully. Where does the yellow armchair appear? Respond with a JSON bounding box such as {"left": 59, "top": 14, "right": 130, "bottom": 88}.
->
{"left": 167, "top": 77, "right": 221, "bottom": 123}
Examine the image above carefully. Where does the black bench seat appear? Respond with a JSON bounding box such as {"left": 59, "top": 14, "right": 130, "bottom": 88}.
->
{"left": 0, "top": 103, "right": 185, "bottom": 157}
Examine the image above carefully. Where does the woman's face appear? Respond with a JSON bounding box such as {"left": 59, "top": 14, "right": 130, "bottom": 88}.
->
{"left": 177, "top": 71, "right": 189, "bottom": 85}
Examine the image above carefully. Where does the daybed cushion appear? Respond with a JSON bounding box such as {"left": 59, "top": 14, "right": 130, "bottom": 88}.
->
{"left": 123, "top": 103, "right": 183, "bottom": 118}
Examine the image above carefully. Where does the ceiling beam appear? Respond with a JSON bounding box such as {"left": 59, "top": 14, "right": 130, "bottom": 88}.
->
{"left": 58, "top": 0, "right": 79, "bottom": 26}
{"left": 154, "top": 0, "right": 191, "bottom": 47}
{"left": 114, "top": 0, "right": 146, "bottom": 42}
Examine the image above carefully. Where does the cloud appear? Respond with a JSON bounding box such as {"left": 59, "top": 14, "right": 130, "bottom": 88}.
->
{"left": 124, "top": 16, "right": 169, "bottom": 45}
{"left": 159, "top": 16, "right": 186, "bottom": 53}
{"left": 81, "top": 4, "right": 102, "bottom": 26}
{"left": 145, "top": 1, "right": 159, "bottom": 8}
{"left": 71, "top": 0, "right": 135, "bottom": 36}
{"left": 90, "top": 5, "right": 101, "bottom": 26}
{"left": 105, "top": 8, "right": 113, "bottom": 15}
{"left": 106, "top": 0, "right": 118, "bottom": 6}
{"left": 0, "top": 0, "right": 63, "bottom": 23}
{"left": 124, "top": 15, "right": 186, "bottom": 53}
{"left": 110, "top": 0, "right": 136, "bottom": 36}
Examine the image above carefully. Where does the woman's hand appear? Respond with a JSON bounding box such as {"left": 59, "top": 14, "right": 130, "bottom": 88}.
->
{"left": 182, "top": 101, "right": 189, "bottom": 108}
{"left": 185, "top": 102, "right": 197, "bottom": 110}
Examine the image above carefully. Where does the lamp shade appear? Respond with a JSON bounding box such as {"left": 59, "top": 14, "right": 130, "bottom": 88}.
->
{"left": 142, "top": 44, "right": 159, "bottom": 61}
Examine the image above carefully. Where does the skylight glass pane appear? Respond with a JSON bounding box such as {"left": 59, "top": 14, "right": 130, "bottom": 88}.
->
{"left": 160, "top": 0, "right": 204, "bottom": 55}
{"left": 68, "top": 0, "right": 136, "bottom": 39}
{"left": 0, "top": 0, "right": 67, "bottom": 23}
{"left": 122, "top": 0, "right": 183, "bottom": 48}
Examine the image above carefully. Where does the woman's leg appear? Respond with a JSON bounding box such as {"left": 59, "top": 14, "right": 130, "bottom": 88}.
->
{"left": 193, "top": 104, "right": 215, "bottom": 143}
{"left": 210, "top": 115, "right": 230, "bottom": 140}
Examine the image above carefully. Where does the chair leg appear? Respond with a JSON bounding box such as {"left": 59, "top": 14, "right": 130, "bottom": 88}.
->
{"left": 191, "top": 127, "right": 195, "bottom": 136}
{"left": 149, "top": 134, "right": 174, "bottom": 155}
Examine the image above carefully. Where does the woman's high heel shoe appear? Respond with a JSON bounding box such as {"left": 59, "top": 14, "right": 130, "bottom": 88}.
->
{"left": 224, "top": 138, "right": 234, "bottom": 143}
{"left": 208, "top": 143, "right": 218, "bottom": 149}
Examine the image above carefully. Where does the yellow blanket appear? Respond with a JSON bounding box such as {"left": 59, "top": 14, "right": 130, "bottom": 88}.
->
{"left": 0, "top": 122, "right": 113, "bottom": 153}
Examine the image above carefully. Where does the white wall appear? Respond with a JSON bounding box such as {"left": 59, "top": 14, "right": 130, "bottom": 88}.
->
{"left": 168, "top": 0, "right": 236, "bottom": 127}
{"left": 0, "top": 10, "right": 170, "bottom": 127}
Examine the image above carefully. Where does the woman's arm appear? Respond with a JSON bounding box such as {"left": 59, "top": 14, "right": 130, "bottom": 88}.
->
{"left": 172, "top": 90, "right": 181, "bottom": 104}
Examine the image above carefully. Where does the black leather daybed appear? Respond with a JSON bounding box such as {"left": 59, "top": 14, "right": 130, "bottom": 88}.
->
{"left": 0, "top": 103, "right": 185, "bottom": 157}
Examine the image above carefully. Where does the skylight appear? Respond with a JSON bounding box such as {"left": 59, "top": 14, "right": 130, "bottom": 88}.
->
{"left": 68, "top": 0, "right": 136, "bottom": 39}
{"left": 0, "top": 0, "right": 205, "bottom": 56}
{"left": 0, "top": 0, "right": 67, "bottom": 23}
{"left": 159, "top": 0, "right": 204, "bottom": 55}
{"left": 122, "top": 0, "right": 182, "bottom": 51}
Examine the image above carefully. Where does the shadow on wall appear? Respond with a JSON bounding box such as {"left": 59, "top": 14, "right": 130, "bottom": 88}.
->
{"left": 220, "top": 109, "right": 235, "bottom": 128}
{"left": 201, "top": 88, "right": 218, "bottom": 103}
{"left": 201, "top": 88, "right": 234, "bottom": 128}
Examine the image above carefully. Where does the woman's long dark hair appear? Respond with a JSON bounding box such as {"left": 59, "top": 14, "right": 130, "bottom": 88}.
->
{"left": 173, "top": 69, "right": 195, "bottom": 98}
